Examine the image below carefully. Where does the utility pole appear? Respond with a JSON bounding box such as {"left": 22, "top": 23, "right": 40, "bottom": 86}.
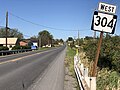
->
{"left": 39, "top": 36, "right": 42, "bottom": 48}
{"left": 5, "top": 11, "right": 8, "bottom": 47}
{"left": 73, "top": 36, "right": 76, "bottom": 45}
{"left": 78, "top": 30, "right": 80, "bottom": 46}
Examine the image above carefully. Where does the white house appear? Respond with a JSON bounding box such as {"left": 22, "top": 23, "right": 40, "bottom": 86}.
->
{"left": 0, "top": 38, "right": 18, "bottom": 50}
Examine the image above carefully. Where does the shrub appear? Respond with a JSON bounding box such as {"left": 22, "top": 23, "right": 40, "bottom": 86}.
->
{"left": 0, "top": 46, "right": 9, "bottom": 51}
{"left": 12, "top": 45, "right": 21, "bottom": 50}
{"left": 21, "top": 46, "right": 31, "bottom": 49}
{"left": 12, "top": 46, "right": 31, "bottom": 50}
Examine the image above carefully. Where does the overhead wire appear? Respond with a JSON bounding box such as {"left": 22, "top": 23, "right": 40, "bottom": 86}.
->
{"left": 9, "top": 12, "right": 89, "bottom": 31}
{"left": 0, "top": 26, "right": 31, "bottom": 38}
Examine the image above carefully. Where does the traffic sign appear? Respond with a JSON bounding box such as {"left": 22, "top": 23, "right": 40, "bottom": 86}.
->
{"left": 98, "top": 2, "right": 116, "bottom": 14}
{"left": 91, "top": 11, "right": 117, "bottom": 34}
{"left": 91, "top": 2, "right": 117, "bottom": 77}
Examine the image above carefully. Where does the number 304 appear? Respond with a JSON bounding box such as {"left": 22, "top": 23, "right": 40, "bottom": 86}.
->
{"left": 95, "top": 16, "right": 113, "bottom": 28}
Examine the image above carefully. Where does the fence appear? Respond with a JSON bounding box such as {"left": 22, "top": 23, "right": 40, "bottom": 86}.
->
{"left": 74, "top": 55, "right": 96, "bottom": 90}
{"left": 0, "top": 49, "right": 36, "bottom": 56}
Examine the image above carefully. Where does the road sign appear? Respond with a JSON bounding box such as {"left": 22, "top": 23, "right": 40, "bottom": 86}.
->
{"left": 91, "top": 11, "right": 117, "bottom": 34}
{"left": 98, "top": 2, "right": 116, "bottom": 14}
{"left": 91, "top": 2, "right": 117, "bottom": 77}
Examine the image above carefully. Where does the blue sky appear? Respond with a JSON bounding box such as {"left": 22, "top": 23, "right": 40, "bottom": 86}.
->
{"left": 0, "top": 0, "right": 119, "bottom": 40}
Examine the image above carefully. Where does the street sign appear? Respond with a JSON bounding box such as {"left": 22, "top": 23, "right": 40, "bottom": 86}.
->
{"left": 91, "top": 11, "right": 117, "bottom": 34}
{"left": 98, "top": 2, "right": 116, "bottom": 14}
{"left": 91, "top": 2, "right": 117, "bottom": 77}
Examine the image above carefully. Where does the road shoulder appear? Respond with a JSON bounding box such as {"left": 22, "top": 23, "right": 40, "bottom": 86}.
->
{"left": 28, "top": 47, "right": 66, "bottom": 90}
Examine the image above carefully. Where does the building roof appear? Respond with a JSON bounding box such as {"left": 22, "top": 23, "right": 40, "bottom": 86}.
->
{"left": 0, "top": 38, "right": 18, "bottom": 45}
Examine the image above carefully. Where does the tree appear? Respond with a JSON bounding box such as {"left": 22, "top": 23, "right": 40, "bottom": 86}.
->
{"left": 60, "top": 39, "right": 64, "bottom": 43}
{"left": 53, "top": 39, "right": 64, "bottom": 45}
{"left": 67, "top": 37, "right": 74, "bottom": 41}
{"left": 0, "top": 28, "right": 23, "bottom": 39}
{"left": 67, "top": 37, "right": 74, "bottom": 48}
{"left": 38, "top": 30, "right": 53, "bottom": 47}
{"left": 84, "top": 36, "right": 93, "bottom": 40}
{"left": 30, "top": 35, "right": 38, "bottom": 39}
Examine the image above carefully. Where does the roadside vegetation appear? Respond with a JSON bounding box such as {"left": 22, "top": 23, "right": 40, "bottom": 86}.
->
{"left": 66, "top": 34, "right": 120, "bottom": 90}
{"left": 0, "top": 46, "right": 9, "bottom": 51}
{"left": 65, "top": 46, "right": 76, "bottom": 76}
{"left": 64, "top": 46, "right": 79, "bottom": 90}
{"left": 81, "top": 35, "right": 120, "bottom": 90}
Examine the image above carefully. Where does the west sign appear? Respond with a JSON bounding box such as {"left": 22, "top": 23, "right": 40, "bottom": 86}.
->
{"left": 98, "top": 2, "right": 116, "bottom": 14}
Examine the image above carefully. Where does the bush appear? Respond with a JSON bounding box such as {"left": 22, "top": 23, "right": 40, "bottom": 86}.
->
{"left": 82, "top": 35, "right": 120, "bottom": 89}
{"left": 0, "top": 46, "right": 9, "bottom": 51}
{"left": 97, "top": 68, "right": 120, "bottom": 90}
{"left": 12, "top": 46, "right": 31, "bottom": 50}
{"left": 12, "top": 46, "right": 21, "bottom": 50}
{"left": 21, "top": 46, "right": 31, "bottom": 49}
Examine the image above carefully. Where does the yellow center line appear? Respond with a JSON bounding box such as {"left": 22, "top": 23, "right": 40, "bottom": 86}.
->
{"left": 0, "top": 61, "right": 11, "bottom": 65}
{"left": 0, "top": 49, "right": 54, "bottom": 65}
{"left": 0, "top": 52, "right": 42, "bottom": 65}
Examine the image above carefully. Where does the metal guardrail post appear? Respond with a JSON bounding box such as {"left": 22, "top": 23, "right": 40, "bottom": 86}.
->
{"left": 0, "top": 49, "right": 36, "bottom": 56}
{"left": 74, "top": 55, "right": 96, "bottom": 90}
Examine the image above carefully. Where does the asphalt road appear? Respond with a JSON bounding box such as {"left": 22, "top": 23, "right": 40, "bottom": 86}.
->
{"left": 0, "top": 46, "right": 66, "bottom": 90}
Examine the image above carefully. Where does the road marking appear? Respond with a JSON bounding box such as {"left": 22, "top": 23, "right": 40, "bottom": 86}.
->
{"left": 0, "top": 61, "right": 11, "bottom": 65}
{"left": 0, "top": 48, "right": 57, "bottom": 65}
{"left": 0, "top": 51, "right": 32, "bottom": 58}
{"left": 0, "top": 52, "right": 42, "bottom": 65}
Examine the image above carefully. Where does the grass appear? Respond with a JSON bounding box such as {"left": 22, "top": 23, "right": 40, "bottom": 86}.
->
{"left": 65, "top": 47, "right": 76, "bottom": 76}
{"left": 67, "top": 47, "right": 76, "bottom": 57}
{"left": 97, "top": 68, "right": 120, "bottom": 90}
{"left": 65, "top": 46, "right": 80, "bottom": 90}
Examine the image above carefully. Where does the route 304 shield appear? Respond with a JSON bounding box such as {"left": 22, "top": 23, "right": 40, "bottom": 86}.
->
{"left": 91, "top": 11, "right": 117, "bottom": 34}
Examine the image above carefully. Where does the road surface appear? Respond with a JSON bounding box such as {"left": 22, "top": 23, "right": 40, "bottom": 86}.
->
{"left": 0, "top": 46, "right": 66, "bottom": 90}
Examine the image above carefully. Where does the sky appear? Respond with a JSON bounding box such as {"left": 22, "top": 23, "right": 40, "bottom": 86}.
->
{"left": 0, "top": 0, "right": 120, "bottom": 40}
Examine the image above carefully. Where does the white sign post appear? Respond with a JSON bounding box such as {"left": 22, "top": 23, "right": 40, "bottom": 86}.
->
{"left": 91, "top": 2, "right": 117, "bottom": 77}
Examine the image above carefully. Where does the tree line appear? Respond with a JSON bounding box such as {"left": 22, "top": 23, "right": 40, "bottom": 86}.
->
{"left": 0, "top": 28, "right": 64, "bottom": 49}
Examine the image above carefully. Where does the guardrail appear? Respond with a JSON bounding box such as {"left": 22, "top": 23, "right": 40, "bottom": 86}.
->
{"left": 74, "top": 55, "right": 96, "bottom": 90}
{"left": 0, "top": 49, "right": 37, "bottom": 56}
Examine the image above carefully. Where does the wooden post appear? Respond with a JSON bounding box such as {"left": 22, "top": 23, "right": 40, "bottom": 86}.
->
{"left": 78, "top": 30, "right": 80, "bottom": 46}
{"left": 92, "top": 32, "right": 103, "bottom": 77}
{"left": 6, "top": 11, "right": 8, "bottom": 47}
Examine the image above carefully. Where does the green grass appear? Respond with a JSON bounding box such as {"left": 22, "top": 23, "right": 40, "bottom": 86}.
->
{"left": 65, "top": 46, "right": 80, "bottom": 90}
{"left": 97, "top": 68, "right": 120, "bottom": 90}
{"left": 67, "top": 47, "right": 76, "bottom": 57}
{"left": 66, "top": 47, "right": 76, "bottom": 76}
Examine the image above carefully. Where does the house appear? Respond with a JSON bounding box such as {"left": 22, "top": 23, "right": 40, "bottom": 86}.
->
{"left": 0, "top": 38, "right": 18, "bottom": 50}
{"left": 19, "top": 41, "right": 28, "bottom": 46}
{"left": 19, "top": 39, "right": 38, "bottom": 49}
{"left": 30, "top": 39, "right": 38, "bottom": 47}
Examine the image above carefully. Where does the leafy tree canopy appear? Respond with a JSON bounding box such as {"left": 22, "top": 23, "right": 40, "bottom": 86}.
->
{"left": 38, "top": 30, "right": 53, "bottom": 46}
{"left": 0, "top": 28, "right": 23, "bottom": 39}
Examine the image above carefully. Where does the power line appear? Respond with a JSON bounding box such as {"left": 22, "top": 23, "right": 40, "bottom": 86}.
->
{"left": 0, "top": 26, "right": 31, "bottom": 38}
{"left": 9, "top": 12, "right": 89, "bottom": 31}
